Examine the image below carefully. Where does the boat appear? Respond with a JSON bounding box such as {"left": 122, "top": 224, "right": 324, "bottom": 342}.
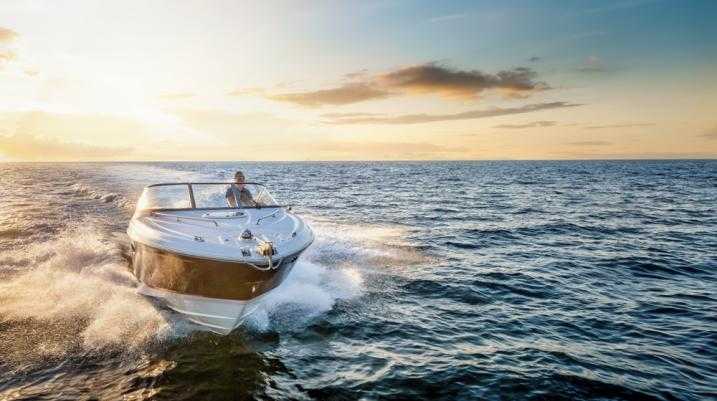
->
{"left": 127, "top": 182, "right": 314, "bottom": 334}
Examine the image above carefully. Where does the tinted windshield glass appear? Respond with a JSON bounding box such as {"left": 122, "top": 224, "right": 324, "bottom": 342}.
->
{"left": 192, "top": 183, "right": 232, "bottom": 208}
{"left": 135, "top": 183, "right": 278, "bottom": 211}
{"left": 192, "top": 183, "right": 277, "bottom": 208}
{"left": 136, "top": 185, "right": 192, "bottom": 210}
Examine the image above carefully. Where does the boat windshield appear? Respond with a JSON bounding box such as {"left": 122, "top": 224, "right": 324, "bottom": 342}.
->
{"left": 136, "top": 183, "right": 279, "bottom": 211}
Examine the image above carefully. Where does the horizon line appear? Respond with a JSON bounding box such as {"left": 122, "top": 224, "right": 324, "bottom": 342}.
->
{"left": 2, "top": 158, "right": 716, "bottom": 164}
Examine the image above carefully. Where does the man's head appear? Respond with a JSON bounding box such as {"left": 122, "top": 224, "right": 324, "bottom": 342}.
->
{"left": 234, "top": 171, "right": 246, "bottom": 186}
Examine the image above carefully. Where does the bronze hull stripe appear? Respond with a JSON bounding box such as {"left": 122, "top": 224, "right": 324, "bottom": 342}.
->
{"left": 131, "top": 242, "right": 303, "bottom": 301}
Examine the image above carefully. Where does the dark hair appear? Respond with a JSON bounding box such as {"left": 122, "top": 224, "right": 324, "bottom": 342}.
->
{"left": 234, "top": 171, "right": 245, "bottom": 180}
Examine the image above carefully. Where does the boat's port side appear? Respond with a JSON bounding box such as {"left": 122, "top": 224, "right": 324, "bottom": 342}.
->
{"left": 132, "top": 242, "right": 300, "bottom": 301}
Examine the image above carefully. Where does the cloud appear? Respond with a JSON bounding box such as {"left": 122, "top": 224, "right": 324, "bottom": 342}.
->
{"left": 343, "top": 69, "right": 369, "bottom": 80}
{"left": 0, "top": 27, "right": 18, "bottom": 44}
{"left": 267, "top": 83, "right": 391, "bottom": 107}
{"left": 267, "top": 63, "right": 549, "bottom": 106}
{"left": 324, "top": 101, "right": 580, "bottom": 125}
{"left": 0, "top": 111, "right": 152, "bottom": 155}
{"left": 376, "top": 64, "right": 548, "bottom": 99}
{"left": 0, "top": 134, "right": 133, "bottom": 161}
{"left": 494, "top": 120, "right": 557, "bottom": 129}
{"left": 552, "top": 151, "right": 716, "bottom": 160}
{"left": 584, "top": 123, "right": 654, "bottom": 130}
{"left": 0, "top": 28, "right": 18, "bottom": 68}
{"left": 0, "top": 50, "right": 15, "bottom": 63}
{"left": 317, "top": 140, "right": 461, "bottom": 153}
{"left": 567, "top": 141, "right": 612, "bottom": 146}
{"left": 321, "top": 112, "right": 381, "bottom": 118}
{"left": 159, "top": 92, "right": 195, "bottom": 100}
{"left": 304, "top": 140, "right": 466, "bottom": 160}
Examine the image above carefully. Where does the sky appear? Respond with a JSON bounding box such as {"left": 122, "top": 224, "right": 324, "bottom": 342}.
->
{"left": 0, "top": 0, "right": 716, "bottom": 161}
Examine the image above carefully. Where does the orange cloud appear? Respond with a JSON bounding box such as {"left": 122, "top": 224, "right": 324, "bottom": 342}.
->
{"left": 0, "top": 27, "right": 18, "bottom": 43}
{"left": 295, "top": 140, "right": 466, "bottom": 160}
{"left": 324, "top": 102, "right": 579, "bottom": 125}
{"left": 0, "top": 50, "right": 15, "bottom": 63}
{"left": 228, "top": 87, "right": 266, "bottom": 96}
{"left": 567, "top": 141, "right": 612, "bottom": 146}
{"left": 699, "top": 126, "right": 717, "bottom": 140}
{"left": 321, "top": 112, "right": 380, "bottom": 118}
{"left": 0, "top": 111, "right": 153, "bottom": 155}
{"left": 0, "top": 27, "right": 19, "bottom": 68}
{"left": 494, "top": 121, "right": 557, "bottom": 129}
{"left": 584, "top": 123, "right": 654, "bottom": 130}
{"left": 267, "top": 63, "right": 549, "bottom": 107}
{"left": 0, "top": 134, "right": 133, "bottom": 161}
{"left": 267, "top": 83, "right": 391, "bottom": 107}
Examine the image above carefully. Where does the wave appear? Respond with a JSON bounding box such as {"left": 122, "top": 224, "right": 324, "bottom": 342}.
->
{"left": 246, "top": 217, "right": 429, "bottom": 331}
{"left": 245, "top": 260, "right": 363, "bottom": 332}
{"left": 70, "top": 183, "right": 120, "bottom": 204}
{"left": 303, "top": 215, "right": 430, "bottom": 267}
{"left": 0, "top": 224, "right": 177, "bottom": 357}
{"left": 0, "top": 213, "right": 422, "bottom": 365}
{"left": 0, "top": 163, "right": 432, "bottom": 381}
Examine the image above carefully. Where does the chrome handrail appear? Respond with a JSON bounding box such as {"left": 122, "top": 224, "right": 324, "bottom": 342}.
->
{"left": 151, "top": 212, "right": 219, "bottom": 227}
{"left": 256, "top": 209, "right": 281, "bottom": 225}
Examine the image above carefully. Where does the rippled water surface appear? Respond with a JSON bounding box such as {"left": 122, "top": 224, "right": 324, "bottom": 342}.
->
{"left": 0, "top": 161, "right": 715, "bottom": 400}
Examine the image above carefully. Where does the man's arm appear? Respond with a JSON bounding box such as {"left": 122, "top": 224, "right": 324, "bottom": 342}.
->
{"left": 226, "top": 187, "right": 238, "bottom": 207}
{"left": 240, "top": 189, "right": 258, "bottom": 207}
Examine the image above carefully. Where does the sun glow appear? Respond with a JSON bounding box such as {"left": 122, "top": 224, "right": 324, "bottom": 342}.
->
{"left": 0, "top": 1, "right": 715, "bottom": 161}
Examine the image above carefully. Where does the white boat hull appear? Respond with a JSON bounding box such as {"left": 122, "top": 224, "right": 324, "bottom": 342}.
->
{"left": 126, "top": 182, "right": 315, "bottom": 335}
{"left": 138, "top": 284, "right": 265, "bottom": 334}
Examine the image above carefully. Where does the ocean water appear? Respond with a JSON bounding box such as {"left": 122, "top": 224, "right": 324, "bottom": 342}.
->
{"left": 0, "top": 160, "right": 715, "bottom": 400}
